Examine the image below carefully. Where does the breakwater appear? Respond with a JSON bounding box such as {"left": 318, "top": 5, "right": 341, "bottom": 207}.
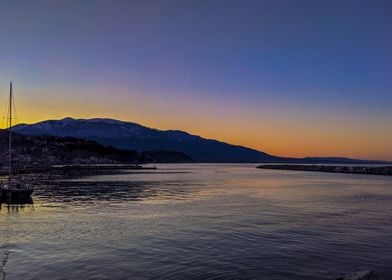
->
{"left": 257, "top": 164, "right": 392, "bottom": 176}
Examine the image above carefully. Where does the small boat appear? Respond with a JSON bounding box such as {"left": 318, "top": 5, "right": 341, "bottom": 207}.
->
{"left": 0, "top": 82, "right": 34, "bottom": 204}
{"left": 1, "top": 180, "right": 34, "bottom": 203}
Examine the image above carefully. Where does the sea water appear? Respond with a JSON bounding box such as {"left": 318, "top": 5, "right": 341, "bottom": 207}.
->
{"left": 1, "top": 164, "right": 392, "bottom": 279}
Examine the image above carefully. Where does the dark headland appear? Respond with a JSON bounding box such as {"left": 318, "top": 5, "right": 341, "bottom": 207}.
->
{"left": 0, "top": 129, "right": 193, "bottom": 175}
{"left": 257, "top": 164, "right": 392, "bottom": 176}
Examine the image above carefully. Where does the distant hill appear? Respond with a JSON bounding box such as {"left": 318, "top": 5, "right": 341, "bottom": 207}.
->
{"left": 0, "top": 130, "right": 193, "bottom": 168}
{"left": 13, "top": 117, "right": 389, "bottom": 164}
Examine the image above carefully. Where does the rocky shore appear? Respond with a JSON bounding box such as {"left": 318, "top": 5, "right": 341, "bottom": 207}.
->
{"left": 257, "top": 164, "right": 392, "bottom": 176}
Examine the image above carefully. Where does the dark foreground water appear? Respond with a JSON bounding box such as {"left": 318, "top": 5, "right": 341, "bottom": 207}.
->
{"left": 1, "top": 164, "right": 392, "bottom": 280}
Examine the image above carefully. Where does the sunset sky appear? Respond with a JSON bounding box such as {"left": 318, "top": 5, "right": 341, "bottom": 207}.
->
{"left": 0, "top": 0, "right": 391, "bottom": 160}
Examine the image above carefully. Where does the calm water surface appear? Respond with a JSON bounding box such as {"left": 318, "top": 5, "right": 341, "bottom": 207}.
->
{"left": 1, "top": 164, "right": 392, "bottom": 279}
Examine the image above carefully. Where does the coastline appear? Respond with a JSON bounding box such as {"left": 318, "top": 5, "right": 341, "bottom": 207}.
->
{"left": 0, "top": 164, "right": 157, "bottom": 176}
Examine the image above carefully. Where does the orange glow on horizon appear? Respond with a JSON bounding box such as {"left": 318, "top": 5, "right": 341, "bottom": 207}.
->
{"left": 1, "top": 85, "right": 391, "bottom": 162}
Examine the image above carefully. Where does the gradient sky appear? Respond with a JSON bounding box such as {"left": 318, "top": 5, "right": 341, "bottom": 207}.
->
{"left": 0, "top": 0, "right": 391, "bottom": 160}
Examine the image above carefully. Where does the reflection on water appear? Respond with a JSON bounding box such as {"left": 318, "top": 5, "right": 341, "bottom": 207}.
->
{"left": 36, "top": 179, "right": 198, "bottom": 204}
{"left": 1, "top": 164, "right": 392, "bottom": 280}
{"left": 0, "top": 202, "right": 34, "bottom": 214}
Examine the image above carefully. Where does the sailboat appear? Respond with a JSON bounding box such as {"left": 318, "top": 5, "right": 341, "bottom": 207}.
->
{"left": 0, "top": 82, "right": 33, "bottom": 203}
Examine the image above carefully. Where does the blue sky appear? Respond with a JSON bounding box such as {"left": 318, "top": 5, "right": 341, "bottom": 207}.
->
{"left": 0, "top": 0, "right": 391, "bottom": 159}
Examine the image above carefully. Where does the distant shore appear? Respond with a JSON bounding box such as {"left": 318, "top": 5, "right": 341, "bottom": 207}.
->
{"left": 257, "top": 164, "right": 392, "bottom": 176}
{"left": 0, "top": 164, "right": 157, "bottom": 177}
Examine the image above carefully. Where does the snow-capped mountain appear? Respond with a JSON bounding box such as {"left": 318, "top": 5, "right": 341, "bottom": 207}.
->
{"left": 13, "top": 117, "right": 279, "bottom": 162}
{"left": 13, "top": 117, "right": 388, "bottom": 164}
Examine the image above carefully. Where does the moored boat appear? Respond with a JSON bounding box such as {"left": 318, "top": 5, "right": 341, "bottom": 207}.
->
{"left": 0, "top": 82, "right": 34, "bottom": 204}
{"left": 1, "top": 180, "right": 34, "bottom": 203}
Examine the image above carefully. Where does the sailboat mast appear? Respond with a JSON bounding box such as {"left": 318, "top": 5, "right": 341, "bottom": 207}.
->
{"left": 8, "top": 81, "right": 12, "bottom": 180}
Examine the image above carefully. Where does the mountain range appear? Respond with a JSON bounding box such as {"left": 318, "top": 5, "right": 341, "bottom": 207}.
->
{"left": 13, "top": 117, "right": 388, "bottom": 164}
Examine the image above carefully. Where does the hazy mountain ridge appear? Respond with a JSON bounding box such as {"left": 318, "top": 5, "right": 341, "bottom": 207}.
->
{"left": 13, "top": 117, "right": 389, "bottom": 164}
